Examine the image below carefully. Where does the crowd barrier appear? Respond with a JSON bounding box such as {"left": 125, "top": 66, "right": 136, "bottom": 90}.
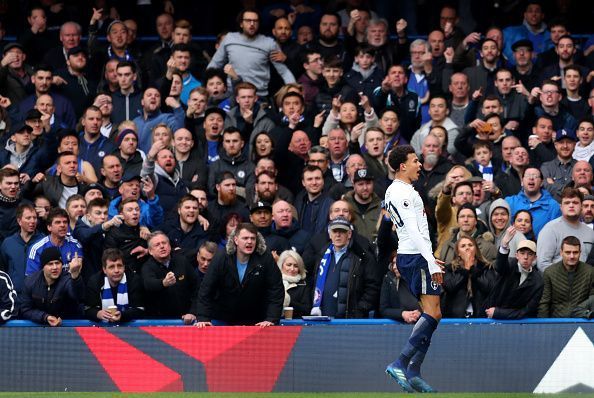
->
{"left": 1, "top": 318, "right": 593, "bottom": 393}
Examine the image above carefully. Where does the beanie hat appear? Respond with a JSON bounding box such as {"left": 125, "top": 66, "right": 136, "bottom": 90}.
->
{"left": 40, "top": 247, "right": 62, "bottom": 267}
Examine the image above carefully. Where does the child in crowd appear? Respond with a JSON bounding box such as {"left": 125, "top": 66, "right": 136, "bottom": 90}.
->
{"left": 345, "top": 44, "right": 385, "bottom": 100}
{"left": 467, "top": 140, "right": 496, "bottom": 181}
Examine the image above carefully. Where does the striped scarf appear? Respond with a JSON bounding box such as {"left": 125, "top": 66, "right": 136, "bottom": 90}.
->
{"left": 101, "top": 274, "right": 129, "bottom": 312}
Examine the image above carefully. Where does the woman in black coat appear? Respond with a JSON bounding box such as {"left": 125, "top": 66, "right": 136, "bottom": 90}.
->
{"left": 277, "top": 250, "right": 312, "bottom": 318}
{"left": 442, "top": 234, "right": 497, "bottom": 318}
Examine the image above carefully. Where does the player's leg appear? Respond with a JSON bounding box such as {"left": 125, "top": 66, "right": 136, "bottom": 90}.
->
{"left": 407, "top": 294, "right": 441, "bottom": 392}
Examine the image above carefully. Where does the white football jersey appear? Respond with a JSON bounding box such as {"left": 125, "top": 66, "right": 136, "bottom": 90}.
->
{"left": 385, "top": 179, "right": 432, "bottom": 255}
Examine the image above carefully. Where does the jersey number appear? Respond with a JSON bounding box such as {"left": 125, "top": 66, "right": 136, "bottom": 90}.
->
{"left": 388, "top": 202, "right": 404, "bottom": 228}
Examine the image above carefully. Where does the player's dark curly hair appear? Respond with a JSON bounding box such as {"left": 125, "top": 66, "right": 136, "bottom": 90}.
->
{"left": 388, "top": 145, "right": 415, "bottom": 172}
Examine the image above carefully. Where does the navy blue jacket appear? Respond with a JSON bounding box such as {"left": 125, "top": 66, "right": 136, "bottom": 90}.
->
{"left": 158, "top": 216, "right": 208, "bottom": 253}
{"left": 18, "top": 92, "right": 76, "bottom": 130}
{"left": 78, "top": 132, "right": 117, "bottom": 175}
{"left": 0, "top": 231, "right": 43, "bottom": 293}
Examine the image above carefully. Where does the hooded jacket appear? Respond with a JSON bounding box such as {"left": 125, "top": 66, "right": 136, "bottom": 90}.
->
{"left": 206, "top": 149, "right": 255, "bottom": 196}
{"left": 196, "top": 229, "right": 284, "bottom": 324}
{"left": 0, "top": 140, "right": 42, "bottom": 177}
{"left": 224, "top": 105, "right": 277, "bottom": 147}
{"left": 141, "top": 157, "right": 188, "bottom": 214}
{"left": 486, "top": 198, "right": 512, "bottom": 248}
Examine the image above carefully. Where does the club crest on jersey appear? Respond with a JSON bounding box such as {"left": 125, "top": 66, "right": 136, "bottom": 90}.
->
{"left": 431, "top": 281, "right": 439, "bottom": 290}
{"left": 402, "top": 199, "right": 410, "bottom": 208}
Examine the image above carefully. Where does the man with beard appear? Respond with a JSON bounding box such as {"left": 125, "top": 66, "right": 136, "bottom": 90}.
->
{"left": 208, "top": 9, "right": 295, "bottom": 97}
{"left": 108, "top": 174, "right": 163, "bottom": 230}
{"left": 305, "top": 13, "right": 347, "bottom": 65}
{"left": 104, "top": 198, "right": 149, "bottom": 273}
{"left": 455, "top": 39, "right": 501, "bottom": 95}
{"left": 344, "top": 168, "right": 382, "bottom": 243}
{"left": 269, "top": 16, "right": 302, "bottom": 94}
{"left": 537, "top": 188, "right": 594, "bottom": 272}
{"left": 25, "top": 208, "right": 83, "bottom": 276}
{"left": 294, "top": 165, "right": 332, "bottom": 235}
{"left": 364, "top": 18, "right": 407, "bottom": 75}
{"left": 581, "top": 194, "right": 594, "bottom": 228}
{"left": 114, "top": 129, "right": 143, "bottom": 178}
{"left": 54, "top": 46, "right": 97, "bottom": 117}
{"left": 246, "top": 171, "right": 293, "bottom": 209}
{"left": 142, "top": 232, "right": 199, "bottom": 322}
{"left": 196, "top": 222, "right": 284, "bottom": 327}
{"left": 159, "top": 194, "right": 207, "bottom": 255}
{"left": 249, "top": 201, "right": 289, "bottom": 255}
{"left": 510, "top": 39, "right": 540, "bottom": 92}
{"left": 18, "top": 64, "right": 77, "bottom": 130}
{"left": 269, "top": 200, "right": 309, "bottom": 254}
{"left": 206, "top": 171, "right": 249, "bottom": 240}
{"left": 142, "top": 141, "right": 188, "bottom": 214}
{"left": 539, "top": 36, "right": 588, "bottom": 85}
{"left": 415, "top": 134, "right": 453, "bottom": 204}
{"left": 505, "top": 167, "right": 561, "bottom": 237}
{"left": 133, "top": 87, "right": 184, "bottom": 153}
{"left": 79, "top": 106, "right": 116, "bottom": 175}
{"left": 207, "top": 127, "right": 255, "bottom": 198}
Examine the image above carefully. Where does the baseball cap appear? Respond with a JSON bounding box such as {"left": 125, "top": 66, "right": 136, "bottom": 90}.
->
{"left": 328, "top": 217, "right": 352, "bottom": 231}
{"left": 120, "top": 174, "right": 142, "bottom": 184}
{"left": 353, "top": 168, "right": 374, "bottom": 183}
{"left": 3, "top": 42, "right": 24, "bottom": 53}
{"left": 250, "top": 201, "right": 272, "bottom": 213}
{"left": 555, "top": 128, "right": 577, "bottom": 142}
{"left": 11, "top": 122, "right": 33, "bottom": 135}
{"left": 215, "top": 171, "right": 235, "bottom": 185}
{"left": 24, "top": 108, "right": 43, "bottom": 121}
{"left": 466, "top": 176, "right": 484, "bottom": 184}
{"left": 516, "top": 240, "right": 537, "bottom": 253}
{"left": 79, "top": 183, "right": 108, "bottom": 198}
{"left": 511, "top": 39, "right": 534, "bottom": 52}
{"left": 40, "top": 247, "right": 62, "bottom": 266}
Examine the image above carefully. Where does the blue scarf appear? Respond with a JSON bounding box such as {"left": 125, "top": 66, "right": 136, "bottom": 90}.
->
{"left": 311, "top": 243, "right": 333, "bottom": 315}
{"left": 101, "top": 274, "right": 129, "bottom": 312}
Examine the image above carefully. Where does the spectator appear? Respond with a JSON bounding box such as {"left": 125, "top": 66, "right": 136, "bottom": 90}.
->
{"left": 538, "top": 236, "right": 594, "bottom": 318}
{"left": 208, "top": 9, "right": 295, "bottom": 97}
{"left": 541, "top": 128, "right": 577, "bottom": 199}
{"left": 379, "top": 254, "right": 422, "bottom": 323}
{"left": 78, "top": 106, "right": 116, "bottom": 175}
{"left": 73, "top": 198, "right": 122, "bottom": 281}
{"left": 531, "top": 79, "right": 577, "bottom": 132}
{"left": 207, "top": 127, "right": 255, "bottom": 198}
{"left": 172, "top": 127, "right": 207, "bottom": 188}
{"left": 277, "top": 249, "right": 312, "bottom": 319}
{"left": 0, "top": 122, "right": 43, "bottom": 179}
{"left": 104, "top": 198, "right": 149, "bottom": 273}
{"left": 485, "top": 228, "right": 543, "bottom": 319}
{"left": 246, "top": 169, "right": 294, "bottom": 210}
{"left": 345, "top": 44, "right": 384, "bottom": 100}
{"left": 46, "top": 129, "right": 98, "bottom": 185}
{"left": 0, "top": 203, "right": 43, "bottom": 293}
{"left": 458, "top": 39, "right": 501, "bottom": 95}
{"left": 537, "top": 188, "right": 594, "bottom": 272}
{"left": 448, "top": 73, "right": 470, "bottom": 129}
{"left": 486, "top": 199, "right": 512, "bottom": 249}
{"left": 439, "top": 203, "right": 497, "bottom": 264}
{"left": 294, "top": 165, "right": 332, "bottom": 235}
{"left": 502, "top": 1, "right": 551, "bottom": 63}
{"left": 411, "top": 95, "right": 460, "bottom": 156}
{"left": 84, "top": 248, "right": 145, "bottom": 323}
{"left": 310, "top": 217, "right": 379, "bottom": 318}
{"left": 269, "top": 200, "right": 309, "bottom": 253}
{"left": 111, "top": 61, "right": 142, "bottom": 126}
{"left": 442, "top": 235, "right": 497, "bottom": 318}
{"left": 573, "top": 118, "right": 594, "bottom": 162}
{"left": 43, "top": 21, "right": 82, "bottom": 72}
{"left": 142, "top": 232, "right": 198, "bottom": 322}
{"left": 561, "top": 66, "right": 590, "bottom": 120}
{"left": 572, "top": 161, "right": 594, "bottom": 192}
{"left": 196, "top": 222, "right": 284, "bottom": 326}
{"left": 582, "top": 195, "right": 594, "bottom": 229}
{"left": 527, "top": 115, "right": 556, "bottom": 168}
{"left": 344, "top": 168, "right": 382, "bottom": 243}
{"left": 158, "top": 194, "right": 207, "bottom": 254}
{"left": 435, "top": 178, "right": 474, "bottom": 256}
{"left": 20, "top": 246, "right": 84, "bottom": 326}
{"left": 0, "top": 268, "right": 16, "bottom": 323}
{"left": 0, "top": 167, "right": 22, "bottom": 244}
{"left": 99, "top": 155, "right": 124, "bottom": 199}
{"left": 108, "top": 173, "right": 163, "bottom": 230}
{"left": 0, "top": 42, "right": 34, "bottom": 105}
{"left": 510, "top": 39, "right": 540, "bottom": 92}
{"left": 540, "top": 36, "right": 589, "bottom": 86}
{"left": 206, "top": 171, "right": 250, "bottom": 237}
{"left": 297, "top": 50, "right": 323, "bottom": 107}
{"left": 305, "top": 12, "right": 347, "bottom": 66}
{"left": 54, "top": 46, "right": 98, "bottom": 118}
{"left": 495, "top": 146, "right": 529, "bottom": 197}
{"left": 505, "top": 167, "right": 561, "bottom": 237}
{"left": 25, "top": 207, "right": 83, "bottom": 276}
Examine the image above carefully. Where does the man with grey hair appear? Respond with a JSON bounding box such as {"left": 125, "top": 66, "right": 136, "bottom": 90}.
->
{"left": 43, "top": 21, "right": 82, "bottom": 71}
{"left": 365, "top": 18, "right": 407, "bottom": 73}
{"left": 141, "top": 231, "right": 199, "bottom": 322}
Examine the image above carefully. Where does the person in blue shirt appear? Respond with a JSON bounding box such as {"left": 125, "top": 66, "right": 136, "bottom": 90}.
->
{"left": 25, "top": 207, "right": 83, "bottom": 276}
{"left": 502, "top": 1, "right": 552, "bottom": 66}
{"left": 78, "top": 106, "right": 116, "bottom": 176}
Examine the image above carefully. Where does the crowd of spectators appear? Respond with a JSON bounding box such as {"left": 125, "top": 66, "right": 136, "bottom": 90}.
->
{"left": 0, "top": 0, "right": 594, "bottom": 326}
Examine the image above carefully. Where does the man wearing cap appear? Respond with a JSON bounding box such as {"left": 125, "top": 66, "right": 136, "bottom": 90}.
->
{"left": 344, "top": 168, "right": 382, "bottom": 242}
{"left": 502, "top": 1, "right": 552, "bottom": 64}
{"left": 250, "top": 200, "right": 290, "bottom": 255}
{"left": 79, "top": 106, "right": 117, "bottom": 176}
{"left": 0, "top": 122, "right": 42, "bottom": 180}
{"left": 311, "top": 216, "right": 379, "bottom": 318}
{"left": 485, "top": 227, "right": 543, "bottom": 319}
{"left": 114, "top": 129, "right": 143, "bottom": 177}
{"left": 25, "top": 207, "right": 83, "bottom": 276}
{"left": 581, "top": 194, "right": 594, "bottom": 229}
{"left": 538, "top": 235, "right": 594, "bottom": 318}
{"left": 196, "top": 222, "right": 284, "bottom": 327}
{"left": 54, "top": 45, "right": 97, "bottom": 117}
{"left": 0, "top": 42, "right": 34, "bottom": 105}
{"left": 541, "top": 127, "right": 577, "bottom": 199}
{"left": 108, "top": 173, "right": 163, "bottom": 230}
{"left": 510, "top": 39, "right": 540, "bottom": 92}
{"left": 537, "top": 188, "right": 594, "bottom": 272}
{"left": 20, "top": 246, "right": 84, "bottom": 325}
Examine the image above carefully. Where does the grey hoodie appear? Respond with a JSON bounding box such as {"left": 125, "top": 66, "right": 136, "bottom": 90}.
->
{"left": 4, "top": 140, "right": 33, "bottom": 169}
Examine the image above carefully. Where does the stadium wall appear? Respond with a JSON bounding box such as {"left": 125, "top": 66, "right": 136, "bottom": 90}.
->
{"left": 1, "top": 319, "right": 593, "bottom": 393}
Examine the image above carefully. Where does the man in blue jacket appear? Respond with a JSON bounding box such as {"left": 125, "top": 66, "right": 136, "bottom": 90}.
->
{"left": 108, "top": 174, "right": 163, "bottom": 230}
{"left": 505, "top": 167, "right": 561, "bottom": 237}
